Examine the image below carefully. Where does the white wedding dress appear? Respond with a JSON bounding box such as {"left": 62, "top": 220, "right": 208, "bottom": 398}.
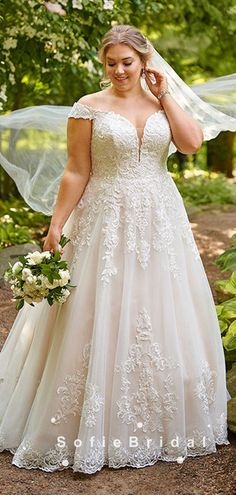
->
{"left": 0, "top": 101, "right": 230, "bottom": 474}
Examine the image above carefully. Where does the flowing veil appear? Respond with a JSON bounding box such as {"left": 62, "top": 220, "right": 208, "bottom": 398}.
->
{"left": 0, "top": 41, "right": 236, "bottom": 216}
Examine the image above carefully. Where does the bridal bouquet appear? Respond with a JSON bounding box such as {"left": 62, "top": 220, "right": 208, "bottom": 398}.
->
{"left": 4, "top": 235, "right": 75, "bottom": 310}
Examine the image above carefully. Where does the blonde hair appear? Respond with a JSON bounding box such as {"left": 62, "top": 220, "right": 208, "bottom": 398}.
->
{"left": 98, "top": 24, "right": 153, "bottom": 89}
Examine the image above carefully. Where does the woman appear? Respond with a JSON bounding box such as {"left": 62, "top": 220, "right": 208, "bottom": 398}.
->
{"left": 0, "top": 24, "right": 231, "bottom": 474}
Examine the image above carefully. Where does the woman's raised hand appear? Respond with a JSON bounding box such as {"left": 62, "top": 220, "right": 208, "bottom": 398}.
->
{"left": 143, "top": 67, "right": 168, "bottom": 99}
{"left": 43, "top": 225, "right": 63, "bottom": 255}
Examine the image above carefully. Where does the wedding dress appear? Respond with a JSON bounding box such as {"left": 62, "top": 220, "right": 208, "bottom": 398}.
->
{"left": 0, "top": 100, "right": 230, "bottom": 474}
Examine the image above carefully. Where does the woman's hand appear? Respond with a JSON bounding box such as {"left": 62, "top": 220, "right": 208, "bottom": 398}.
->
{"left": 143, "top": 67, "right": 168, "bottom": 99}
{"left": 43, "top": 225, "right": 63, "bottom": 255}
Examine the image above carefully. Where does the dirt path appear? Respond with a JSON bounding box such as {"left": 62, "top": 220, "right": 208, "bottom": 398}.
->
{"left": 0, "top": 204, "right": 235, "bottom": 495}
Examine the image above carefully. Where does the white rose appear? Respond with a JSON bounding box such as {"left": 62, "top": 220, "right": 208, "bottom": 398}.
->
{"left": 58, "top": 269, "right": 70, "bottom": 286}
{"left": 45, "top": 279, "right": 61, "bottom": 289}
{"left": 41, "top": 251, "right": 52, "bottom": 260}
{"left": 63, "top": 288, "right": 70, "bottom": 298}
{"left": 39, "top": 275, "right": 56, "bottom": 291}
{"left": 38, "top": 274, "right": 49, "bottom": 288}
{"left": 22, "top": 268, "right": 32, "bottom": 280}
{"left": 57, "top": 288, "right": 70, "bottom": 304}
{"left": 26, "top": 251, "right": 43, "bottom": 265}
{"left": 12, "top": 261, "right": 23, "bottom": 274}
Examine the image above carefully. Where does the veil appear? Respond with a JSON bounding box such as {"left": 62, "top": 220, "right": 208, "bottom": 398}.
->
{"left": 0, "top": 41, "right": 236, "bottom": 216}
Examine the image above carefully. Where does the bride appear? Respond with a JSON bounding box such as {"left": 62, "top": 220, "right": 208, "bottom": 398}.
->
{"left": 0, "top": 24, "right": 233, "bottom": 474}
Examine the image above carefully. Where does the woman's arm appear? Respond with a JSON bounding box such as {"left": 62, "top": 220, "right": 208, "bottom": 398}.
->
{"left": 43, "top": 116, "right": 92, "bottom": 252}
{"left": 144, "top": 68, "right": 204, "bottom": 154}
{"left": 160, "top": 94, "right": 204, "bottom": 154}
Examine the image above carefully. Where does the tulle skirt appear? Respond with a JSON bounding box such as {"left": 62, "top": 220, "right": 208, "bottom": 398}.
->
{"left": 0, "top": 174, "right": 230, "bottom": 474}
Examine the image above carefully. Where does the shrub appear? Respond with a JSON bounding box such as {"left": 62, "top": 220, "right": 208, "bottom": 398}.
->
{"left": 0, "top": 198, "right": 50, "bottom": 249}
{"left": 214, "top": 233, "right": 236, "bottom": 432}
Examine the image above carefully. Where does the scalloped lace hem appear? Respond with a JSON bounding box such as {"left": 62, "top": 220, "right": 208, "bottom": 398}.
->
{"left": 0, "top": 438, "right": 231, "bottom": 475}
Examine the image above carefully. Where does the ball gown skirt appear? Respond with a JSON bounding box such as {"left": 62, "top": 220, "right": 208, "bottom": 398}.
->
{"left": 0, "top": 101, "right": 230, "bottom": 474}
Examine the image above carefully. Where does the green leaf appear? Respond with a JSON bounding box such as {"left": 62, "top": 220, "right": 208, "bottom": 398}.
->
{"left": 19, "top": 255, "right": 27, "bottom": 264}
{"left": 222, "top": 320, "right": 236, "bottom": 351}
{"left": 215, "top": 249, "right": 236, "bottom": 272}
{"left": 16, "top": 299, "right": 24, "bottom": 311}
{"left": 53, "top": 251, "right": 61, "bottom": 262}
{"left": 59, "top": 234, "right": 70, "bottom": 248}
{"left": 214, "top": 279, "right": 230, "bottom": 294}
{"left": 226, "top": 362, "right": 236, "bottom": 397}
{"left": 230, "top": 233, "right": 236, "bottom": 247}
{"left": 221, "top": 299, "right": 236, "bottom": 320}
{"left": 57, "top": 261, "right": 67, "bottom": 269}
{"left": 219, "top": 319, "right": 228, "bottom": 333}
{"left": 226, "top": 272, "right": 236, "bottom": 295}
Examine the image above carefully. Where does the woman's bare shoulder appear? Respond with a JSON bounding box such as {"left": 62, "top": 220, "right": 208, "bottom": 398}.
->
{"left": 77, "top": 91, "right": 107, "bottom": 109}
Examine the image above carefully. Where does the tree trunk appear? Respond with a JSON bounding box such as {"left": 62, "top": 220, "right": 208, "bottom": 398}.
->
{"left": 207, "top": 131, "right": 234, "bottom": 178}
{"left": 175, "top": 151, "right": 187, "bottom": 172}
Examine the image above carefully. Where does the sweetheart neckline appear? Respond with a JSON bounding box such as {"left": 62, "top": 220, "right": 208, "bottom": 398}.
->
{"left": 75, "top": 101, "right": 166, "bottom": 161}
{"left": 75, "top": 101, "right": 165, "bottom": 134}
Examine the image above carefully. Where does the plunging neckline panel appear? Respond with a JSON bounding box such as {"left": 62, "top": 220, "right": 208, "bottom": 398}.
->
{"left": 75, "top": 101, "right": 166, "bottom": 163}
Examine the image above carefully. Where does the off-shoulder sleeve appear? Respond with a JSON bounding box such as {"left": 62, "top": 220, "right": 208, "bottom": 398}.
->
{"left": 68, "top": 101, "right": 96, "bottom": 120}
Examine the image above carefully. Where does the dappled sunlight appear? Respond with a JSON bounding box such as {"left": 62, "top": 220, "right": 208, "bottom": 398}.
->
{"left": 188, "top": 205, "right": 236, "bottom": 301}
{"left": 191, "top": 221, "right": 235, "bottom": 258}
{"left": 193, "top": 231, "right": 232, "bottom": 257}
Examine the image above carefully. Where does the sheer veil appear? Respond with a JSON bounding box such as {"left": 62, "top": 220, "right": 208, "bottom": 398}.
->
{"left": 0, "top": 40, "right": 236, "bottom": 215}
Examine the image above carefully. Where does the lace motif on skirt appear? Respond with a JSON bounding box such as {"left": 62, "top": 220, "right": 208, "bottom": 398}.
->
{"left": 69, "top": 175, "right": 200, "bottom": 284}
{"left": 1, "top": 412, "right": 229, "bottom": 474}
{"left": 114, "top": 308, "right": 181, "bottom": 433}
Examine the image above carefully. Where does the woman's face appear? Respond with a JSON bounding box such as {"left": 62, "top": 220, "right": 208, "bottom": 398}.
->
{"left": 105, "top": 43, "right": 144, "bottom": 91}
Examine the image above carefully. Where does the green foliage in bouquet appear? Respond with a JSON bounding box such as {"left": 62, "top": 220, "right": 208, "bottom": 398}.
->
{"left": 4, "top": 234, "right": 75, "bottom": 310}
{"left": 214, "top": 233, "right": 236, "bottom": 432}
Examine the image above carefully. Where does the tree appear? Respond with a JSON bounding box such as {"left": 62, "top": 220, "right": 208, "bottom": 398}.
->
{"left": 207, "top": 132, "right": 234, "bottom": 178}
{"left": 0, "top": 0, "right": 235, "bottom": 111}
{"left": 0, "top": 0, "right": 235, "bottom": 191}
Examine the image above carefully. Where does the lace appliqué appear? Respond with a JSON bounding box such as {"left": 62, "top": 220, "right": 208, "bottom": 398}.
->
{"left": 67, "top": 102, "right": 200, "bottom": 283}
{"left": 80, "top": 383, "right": 104, "bottom": 428}
{"left": 11, "top": 439, "right": 74, "bottom": 472}
{"left": 114, "top": 308, "right": 180, "bottom": 433}
{"left": 107, "top": 415, "right": 230, "bottom": 469}
{"left": 213, "top": 412, "right": 229, "bottom": 444}
{"left": 50, "top": 342, "right": 91, "bottom": 425}
{"left": 4, "top": 411, "right": 229, "bottom": 474}
{"left": 194, "top": 360, "right": 217, "bottom": 413}
{"left": 74, "top": 410, "right": 229, "bottom": 473}
{"left": 68, "top": 101, "right": 95, "bottom": 120}
{"left": 50, "top": 343, "right": 104, "bottom": 428}
{"left": 70, "top": 175, "right": 200, "bottom": 284}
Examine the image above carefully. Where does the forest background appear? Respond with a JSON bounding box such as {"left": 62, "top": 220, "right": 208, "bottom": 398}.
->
{"left": 0, "top": 0, "right": 236, "bottom": 189}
